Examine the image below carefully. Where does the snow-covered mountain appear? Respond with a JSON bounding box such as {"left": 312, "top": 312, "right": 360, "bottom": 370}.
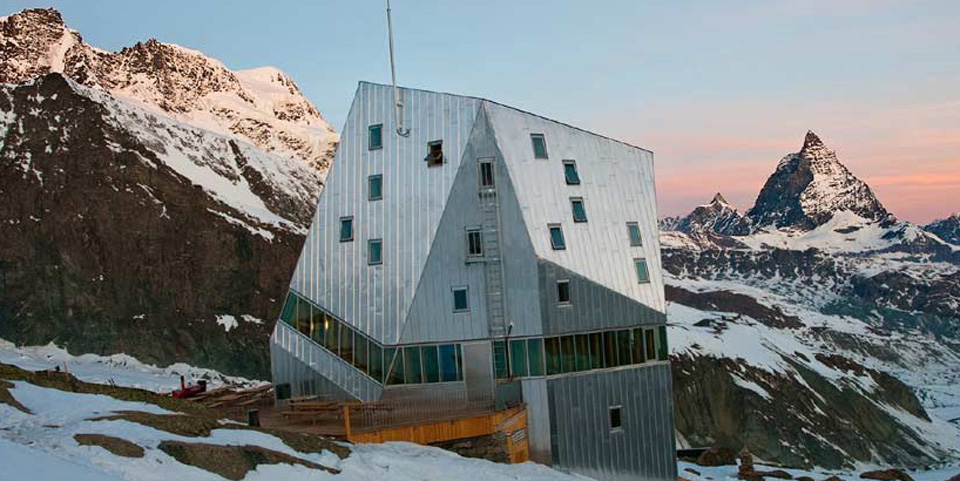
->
{"left": 926, "top": 213, "right": 960, "bottom": 246}
{"left": 0, "top": 8, "right": 338, "bottom": 172}
{"left": 674, "top": 193, "right": 751, "bottom": 236}
{"left": 747, "top": 131, "right": 889, "bottom": 231}
{"left": 661, "top": 131, "right": 960, "bottom": 469}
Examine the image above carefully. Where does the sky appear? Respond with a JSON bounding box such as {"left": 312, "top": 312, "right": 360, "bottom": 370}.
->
{"left": 5, "top": 1, "right": 958, "bottom": 223}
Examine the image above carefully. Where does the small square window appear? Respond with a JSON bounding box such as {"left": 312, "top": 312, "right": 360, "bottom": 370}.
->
{"left": 479, "top": 160, "right": 495, "bottom": 187}
{"left": 466, "top": 229, "right": 483, "bottom": 257}
{"left": 634, "top": 258, "right": 650, "bottom": 284}
{"left": 571, "top": 198, "right": 587, "bottom": 223}
{"left": 339, "top": 217, "right": 354, "bottom": 242}
{"left": 609, "top": 405, "right": 623, "bottom": 432}
{"left": 557, "top": 279, "right": 571, "bottom": 305}
{"left": 425, "top": 140, "right": 444, "bottom": 166}
{"left": 563, "top": 161, "right": 580, "bottom": 185}
{"left": 368, "top": 175, "right": 383, "bottom": 201}
{"left": 452, "top": 287, "right": 469, "bottom": 312}
{"left": 369, "top": 124, "right": 383, "bottom": 150}
{"left": 368, "top": 239, "right": 382, "bottom": 265}
{"left": 531, "top": 134, "right": 548, "bottom": 159}
{"left": 548, "top": 224, "right": 566, "bottom": 250}
{"left": 627, "top": 222, "right": 642, "bottom": 247}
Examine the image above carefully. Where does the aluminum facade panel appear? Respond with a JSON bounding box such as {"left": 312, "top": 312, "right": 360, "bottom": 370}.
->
{"left": 521, "top": 378, "right": 552, "bottom": 465}
{"left": 546, "top": 365, "right": 678, "bottom": 481}
{"left": 485, "top": 102, "right": 665, "bottom": 312}
{"left": 290, "top": 83, "right": 482, "bottom": 345}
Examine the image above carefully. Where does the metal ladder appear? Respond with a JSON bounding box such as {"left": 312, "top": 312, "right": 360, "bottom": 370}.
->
{"left": 478, "top": 174, "right": 508, "bottom": 339}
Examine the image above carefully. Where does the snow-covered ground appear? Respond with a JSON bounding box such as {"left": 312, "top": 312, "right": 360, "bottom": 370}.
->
{"left": 0, "top": 338, "right": 265, "bottom": 393}
{"left": 677, "top": 461, "right": 960, "bottom": 481}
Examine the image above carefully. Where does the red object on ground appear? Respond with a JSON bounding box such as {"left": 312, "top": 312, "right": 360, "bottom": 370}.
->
{"left": 171, "top": 376, "right": 207, "bottom": 399}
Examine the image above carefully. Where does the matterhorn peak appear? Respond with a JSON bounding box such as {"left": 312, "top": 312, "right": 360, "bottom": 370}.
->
{"left": 802, "top": 130, "right": 824, "bottom": 150}
{"left": 747, "top": 131, "right": 888, "bottom": 231}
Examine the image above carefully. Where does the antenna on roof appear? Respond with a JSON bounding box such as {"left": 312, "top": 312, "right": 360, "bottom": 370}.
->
{"left": 386, "top": 0, "right": 410, "bottom": 137}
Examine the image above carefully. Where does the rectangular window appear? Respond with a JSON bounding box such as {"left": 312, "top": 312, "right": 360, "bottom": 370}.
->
{"left": 368, "top": 124, "right": 383, "bottom": 150}
{"left": 563, "top": 160, "right": 581, "bottom": 185}
{"left": 560, "top": 336, "right": 576, "bottom": 374}
{"left": 294, "top": 296, "right": 311, "bottom": 337}
{"left": 575, "top": 334, "right": 590, "bottom": 371}
{"left": 339, "top": 216, "right": 354, "bottom": 242}
{"left": 634, "top": 258, "right": 650, "bottom": 283}
{"left": 466, "top": 229, "right": 483, "bottom": 257}
{"left": 589, "top": 332, "right": 604, "bottom": 369}
{"left": 439, "top": 344, "right": 458, "bottom": 382}
{"left": 355, "top": 334, "right": 369, "bottom": 374}
{"left": 531, "top": 134, "right": 548, "bottom": 159}
{"left": 603, "top": 331, "right": 618, "bottom": 368}
{"left": 403, "top": 347, "right": 423, "bottom": 384}
{"left": 510, "top": 340, "right": 528, "bottom": 377}
{"left": 368, "top": 175, "right": 383, "bottom": 201}
{"left": 658, "top": 326, "right": 669, "bottom": 361}
{"left": 421, "top": 345, "right": 440, "bottom": 383}
{"left": 549, "top": 224, "right": 566, "bottom": 250}
{"left": 545, "top": 337, "right": 561, "bottom": 375}
{"left": 425, "top": 140, "right": 444, "bottom": 166}
{"left": 339, "top": 324, "right": 354, "bottom": 365}
{"left": 633, "top": 328, "right": 645, "bottom": 363}
{"left": 493, "top": 340, "right": 508, "bottom": 379}
{"left": 324, "top": 317, "right": 339, "bottom": 355}
{"left": 610, "top": 405, "right": 623, "bottom": 432}
{"left": 627, "top": 222, "right": 642, "bottom": 247}
{"left": 479, "top": 160, "right": 495, "bottom": 187}
{"left": 645, "top": 328, "right": 656, "bottom": 362}
{"left": 557, "top": 279, "right": 571, "bottom": 305}
{"left": 571, "top": 197, "right": 587, "bottom": 223}
{"left": 310, "top": 309, "right": 325, "bottom": 345}
{"left": 385, "top": 348, "right": 404, "bottom": 385}
{"left": 368, "top": 239, "right": 382, "bottom": 265}
{"left": 617, "top": 330, "right": 632, "bottom": 367}
{"left": 452, "top": 287, "right": 469, "bottom": 312}
{"left": 369, "top": 343, "right": 384, "bottom": 382}
{"left": 527, "top": 339, "right": 545, "bottom": 376}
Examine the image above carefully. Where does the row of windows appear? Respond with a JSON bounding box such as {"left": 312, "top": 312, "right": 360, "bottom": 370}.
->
{"left": 547, "top": 221, "right": 643, "bottom": 250}
{"left": 280, "top": 291, "right": 465, "bottom": 385}
{"left": 492, "top": 326, "right": 668, "bottom": 379}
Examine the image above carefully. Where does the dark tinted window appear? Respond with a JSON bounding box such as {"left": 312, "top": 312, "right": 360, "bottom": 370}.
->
{"left": 531, "top": 134, "right": 548, "bottom": 159}
{"left": 603, "top": 331, "right": 618, "bottom": 368}
{"left": 403, "top": 347, "right": 422, "bottom": 384}
{"left": 549, "top": 224, "right": 566, "bottom": 250}
{"left": 368, "top": 239, "right": 382, "bottom": 265}
{"left": 560, "top": 336, "right": 576, "bottom": 374}
{"left": 467, "top": 229, "right": 483, "bottom": 257}
{"left": 368, "top": 175, "right": 382, "bottom": 200}
{"left": 369, "top": 343, "right": 384, "bottom": 382}
{"left": 575, "top": 334, "right": 590, "bottom": 371}
{"left": 439, "top": 344, "right": 458, "bottom": 382}
{"left": 453, "top": 287, "right": 469, "bottom": 312}
{"left": 527, "top": 339, "right": 545, "bottom": 376}
{"left": 617, "top": 330, "right": 632, "bottom": 367}
{"left": 510, "top": 340, "right": 528, "bottom": 377}
{"left": 355, "top": 335, "right": 369, "bottom": 374}
{"left": 421, "top": 345, "right": 440, "bottom": 383}
{"left": 658, "top": 326, "right": 669, "bottom": 361}
{"left": 340, "top": 217, "right": 354, "bottom": 242}
{"left": 610, "top": 406, "right": 623, "bottom": 431}
{"left": 589, "top": 332, "right": 604, "bottom": 369}
{"left": 563, "top": 161, "right": 580, "bottom": 185}
{"left": 545, "top": 337, "right": 561, "bottom": 375}
{"left": 628, "top": 222, "right": 642, "bottom": 246}
{"left": 557, "top": 280, "right": 571, "bottom": 304}
{"left": 479, "top": 160, "right": 494, "bottom": 186}
{"left": 368, "top": 124, "right": 383, "bottom": 150}
{"left": 645, "top": 328, "right": 656, "bottom": 361}
{"left": 571, "top": 198, "right": 587, "bottom": 223}
{"left": 425, "top": 140, "right": 444, "bottom": 166}
{"left": 493, "top": 340, "right": 508, "bottom": 379}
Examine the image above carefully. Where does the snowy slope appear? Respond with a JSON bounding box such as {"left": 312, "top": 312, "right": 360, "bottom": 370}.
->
{"left": 0, "top": 8, "right": 338, "bottom": 172}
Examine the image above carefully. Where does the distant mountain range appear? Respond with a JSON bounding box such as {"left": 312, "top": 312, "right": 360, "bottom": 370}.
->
{"left": 1, "top": 7, "right": 958, "bottom": 471}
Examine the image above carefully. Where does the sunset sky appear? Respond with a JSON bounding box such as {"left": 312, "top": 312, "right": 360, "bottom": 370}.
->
{"left": 8, "top": 0, "right": 958, "bottom": 223}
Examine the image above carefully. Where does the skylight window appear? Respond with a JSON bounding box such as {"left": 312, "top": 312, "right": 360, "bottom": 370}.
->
{"left": 634, "top": 258, "right": 650, "bottom": 283}
{"left": 563, "top": 160, "right": 580, "bottom": 185}
{"left": 549, "top": 224, "right": 566, "bottom": 250}
{"left": 571, "top": 198, "right": 587, "bottom": 223}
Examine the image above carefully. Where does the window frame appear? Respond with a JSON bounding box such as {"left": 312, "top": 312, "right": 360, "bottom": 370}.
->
{"left": 627, "top": 222, "right": 643, "bottom": 247}
{"left": 452, "top": 286, "right": 470, "bottom": 313}
{"left": 368, "top": 124, "right": 383, "bottom": 151}
{"left": 531, "top": 133, "right": 548, "bottom": 159}
{"left": 368, "top": 238, "right": 383, "bottom": 265}
{"left": 425, "top": 140, "right": 444, "bottom": 167}
{"left": 368, "top": 174, "right": 383, "bottom": 201}
{"left": 570, "top": 197, "right": 587, "bottom": 223}
{"left": 478, "top": 159, "right": 495, "bottom": 187}
{"left": 609, "top": 405, "right": 623, "bottom": 433}
{"left": 634, "top": 257, "right": 651, "bottom": 284}
{"left": 339, "top": 216, "right": 354, "bottom": 242}
{"left": 466, "top": 228, "right": 483, "bottom": 258}
{"left": 563, "top": 160, "right": 581, "bottom": 185}
{"left": 548, "top": 224, "right": 566, "bottom": 250}
{"left": 556, "top": 279, "right": 571, "bottom": 306}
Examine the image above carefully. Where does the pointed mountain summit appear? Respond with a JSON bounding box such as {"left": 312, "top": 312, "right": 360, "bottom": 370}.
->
{"left": 675, "top": 192, "right": 751, "bottom": 235}
{"left": 746, "top": 130, "right": 889, "bottom": 231}
{"left": 924, "top": 213, "right": 960, "bottom": 245}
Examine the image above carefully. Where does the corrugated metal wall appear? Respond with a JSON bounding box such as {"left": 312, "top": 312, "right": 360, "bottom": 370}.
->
{"left": 290, "top": 83, "right": 482, "bottom": 345}
{"left": 520, "top": 378, "right": 552, "bottom": 464}
{"left": 485, "top": 102, "right": 665, "bottom": 312}
{"left": 547, "top": 365, "right": 677, "bottom": 481}
{"left": 537, "top": 259, "right": 666, "bottom": 335}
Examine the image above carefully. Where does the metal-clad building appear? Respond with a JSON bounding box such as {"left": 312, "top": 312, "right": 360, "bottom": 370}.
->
{"left": 271, "top": 82, "right": 677, "bottom": 481}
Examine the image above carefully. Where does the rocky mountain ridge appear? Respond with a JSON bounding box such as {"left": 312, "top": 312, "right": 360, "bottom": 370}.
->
{"left": 0, "top": 8, "right": 338, "bottom": 172}
{"left": 926, "top": 213, "right": 960, "bottom": 246}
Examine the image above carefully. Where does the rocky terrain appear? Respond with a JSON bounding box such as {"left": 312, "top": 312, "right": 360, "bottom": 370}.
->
{"left": 663, "top": 131, "right": 960, "bottom": 469}
{"left": 0, "top": 9, "right": 330, "bottom": 378}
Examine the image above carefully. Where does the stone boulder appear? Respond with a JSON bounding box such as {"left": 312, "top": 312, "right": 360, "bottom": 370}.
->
{"left": 860, "top": 469, "right": 915, "bottom": 481}
{"left": 696, "top": 446, "right": 738, "bottom": 466}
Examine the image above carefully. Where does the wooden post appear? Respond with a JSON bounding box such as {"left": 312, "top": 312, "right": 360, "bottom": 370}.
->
{"left": 343, "top": 404, "right": 352, "bottom": 441}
